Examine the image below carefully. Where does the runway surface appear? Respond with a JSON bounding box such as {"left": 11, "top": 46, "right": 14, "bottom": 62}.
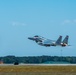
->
{"left": 0, "top": 64, "right": 76, "bottom": 66}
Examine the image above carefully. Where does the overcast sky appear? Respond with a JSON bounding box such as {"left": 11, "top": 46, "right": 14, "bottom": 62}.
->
{"left": 0, "top": 0, "right": 76, "bottom": 56}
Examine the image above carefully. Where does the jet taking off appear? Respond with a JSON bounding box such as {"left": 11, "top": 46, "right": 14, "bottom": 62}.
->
{"left": 28, "top": 35, "right": 62, "bottom": 47}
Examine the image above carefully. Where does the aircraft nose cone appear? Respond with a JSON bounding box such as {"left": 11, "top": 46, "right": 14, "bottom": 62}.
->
{"left": 28, "top": 37, "right": 30, "bottom": 39}
{"left": 28, "top": 37, "right": 34, "bottom": 40}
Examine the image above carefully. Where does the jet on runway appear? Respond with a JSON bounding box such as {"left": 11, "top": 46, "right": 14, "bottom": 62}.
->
{"left": 28, "top": 35, "right": 63, "bottom": 47}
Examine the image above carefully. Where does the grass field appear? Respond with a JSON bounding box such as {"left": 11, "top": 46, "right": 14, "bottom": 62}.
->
{"left": 0, "top": 65, "right": 76, "bottom": 75}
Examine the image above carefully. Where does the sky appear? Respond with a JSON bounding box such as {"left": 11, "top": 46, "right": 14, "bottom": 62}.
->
{"left": 0, "top": 0, "right": 76, "bottom": 56}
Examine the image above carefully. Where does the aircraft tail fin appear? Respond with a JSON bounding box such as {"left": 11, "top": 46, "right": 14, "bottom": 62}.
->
{"left": 62, "top": 35, "right": 69, "bottom": 44}
{"left": 56, "top": 36, "right": 62, "bottom": 45}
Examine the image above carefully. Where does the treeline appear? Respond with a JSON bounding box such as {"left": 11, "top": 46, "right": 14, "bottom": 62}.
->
{"left": 0, "top": 55, "right": 76, "bottom": 64}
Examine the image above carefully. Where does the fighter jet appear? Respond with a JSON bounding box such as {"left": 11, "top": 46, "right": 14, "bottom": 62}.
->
{"left": 28, "top": 35, "right": 62, "bottom": 47}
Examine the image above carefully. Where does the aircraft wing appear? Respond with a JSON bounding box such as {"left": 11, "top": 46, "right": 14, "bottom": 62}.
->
{"left": 43, "top": 39, "right": 54, "bottom": 44}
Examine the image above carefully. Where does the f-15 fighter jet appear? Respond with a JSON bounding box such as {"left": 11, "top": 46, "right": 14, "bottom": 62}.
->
{"left": 28, "top": 35, "right": 62, "bottom": 47}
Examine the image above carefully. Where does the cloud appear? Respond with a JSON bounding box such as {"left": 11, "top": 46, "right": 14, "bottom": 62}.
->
{"left": 62, "top": 19, "right": 76, "bottom": 25}
{"left": 73, "top": 19, "right": 76, "bottom": 23}
{"left": 62, "top": 20, "right": 71, "bottom": 25}
{"left": 11, "top": 22, "right": 26, "bottom": 26}
{"left": 64, "top": 20, "right": 71, "bottom": 23}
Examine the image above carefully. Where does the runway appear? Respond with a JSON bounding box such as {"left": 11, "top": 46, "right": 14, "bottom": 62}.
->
{"left": 20, "top": 64, "right": 76, "bottom": 66}
{"left": 0, "top": 64, "right": 76, "bottom": 66}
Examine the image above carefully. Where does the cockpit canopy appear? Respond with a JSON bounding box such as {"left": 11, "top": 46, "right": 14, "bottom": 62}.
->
{"left": 34, "top": 35, "right": 39, "bottom": 37}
